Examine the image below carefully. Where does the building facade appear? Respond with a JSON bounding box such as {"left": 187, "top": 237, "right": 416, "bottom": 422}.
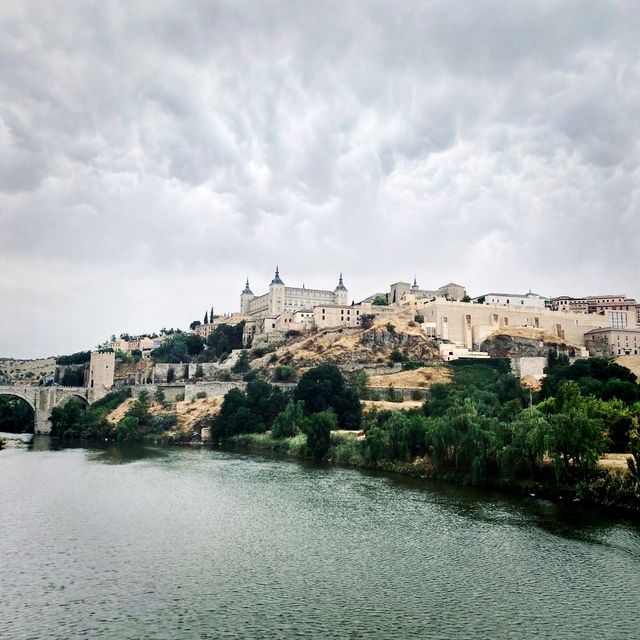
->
{"left": 551, "top": 295, "right": 639, "bottom": 327}
{"left": 472, "top": 291, "right": 549, "bottom": 309}
{"left": 388, "top": 279, "right": 466, "bottom": 304}
{"left": 241, "top": 268, "right": 349, "bottom": 318}
{"left": 585, "top": 328, "right": 640, "bottom": 357}
{"left": 418, "top": 299, "right": 619, "bottom": 351}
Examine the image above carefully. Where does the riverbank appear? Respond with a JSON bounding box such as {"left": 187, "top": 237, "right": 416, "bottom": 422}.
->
{"left": 224, "top": 431, "right": 640, "bottom": 518}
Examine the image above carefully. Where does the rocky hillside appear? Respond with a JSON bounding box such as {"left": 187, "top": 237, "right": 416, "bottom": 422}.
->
{"left": 480, "top": 327, "right": 582, "bottom": 358}
{"left": 251, "top": 313, "right": 439, "bottom": 375}
{"left": 0, "top": 358, "right": 56, "bottom": 385}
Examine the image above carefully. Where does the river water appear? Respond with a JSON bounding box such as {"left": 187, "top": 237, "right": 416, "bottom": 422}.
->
{"left": 1, "top": 439, "right": 639, "bottom": 639}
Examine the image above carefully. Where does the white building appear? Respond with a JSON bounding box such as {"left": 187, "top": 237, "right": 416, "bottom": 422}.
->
{"left": 472, "top": 291, "right": 549, "bottom": 310}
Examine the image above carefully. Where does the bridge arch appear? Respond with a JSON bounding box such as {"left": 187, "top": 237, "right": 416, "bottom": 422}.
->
{"left": 55, "top": 393, "right": 89, "bottom": 408}
{"left": 0, "top": 392, "right": 36, "bottom": 434}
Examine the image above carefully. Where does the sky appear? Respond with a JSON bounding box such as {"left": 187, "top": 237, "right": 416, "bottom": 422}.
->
{"left": 1, "top": 1, "right": 639, "bottom": 358}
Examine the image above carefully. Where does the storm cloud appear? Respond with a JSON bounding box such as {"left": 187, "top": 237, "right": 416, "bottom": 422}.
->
{"left": 1, "top": 1, "right": 639, "bottom": 357}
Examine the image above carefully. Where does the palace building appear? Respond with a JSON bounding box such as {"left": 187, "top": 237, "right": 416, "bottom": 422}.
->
{"left": 240, "top": 267, "right": 349, "bottom": 318}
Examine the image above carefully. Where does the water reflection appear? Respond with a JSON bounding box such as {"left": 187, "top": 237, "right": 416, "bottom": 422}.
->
{"left": 2, "top": 442, "right": 639, "bottom": 639}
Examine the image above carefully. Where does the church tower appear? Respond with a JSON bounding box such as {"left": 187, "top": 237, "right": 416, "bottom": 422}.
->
{"left": 411, "top": 276, "right": 420, "bottom": 293}
{"left": 268, "top": 266, "right": 285, "bottom": 316}
{"left": 334, "top": 273, "right": 348, "bottom": 306}
{"left": 240, "top": 278, "right": 254, "bottom": 314}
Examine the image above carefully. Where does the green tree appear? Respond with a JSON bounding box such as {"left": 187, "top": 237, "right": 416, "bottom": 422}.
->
{"left": 274, "top": 365, "right": 295, "bottom": 381}
{"left": 294, "top": 364, "right": 361, "bottom": 429}
{"left": 233, "top": 351, "right": 251, "bottom": 374}
{"left": 304, "top": 410, "right": 335, "bottom": 460}
{"left": 272, "top": 399, "right": 305, "bottom": 439}
{"left": 372, "top": 295, "right": 388, "bottom": 306}
{"left": 541, "top": 382, "right": 607, "bottom": 481}
{"left": 117, "top": 416, "right": 142, "bottom": 442}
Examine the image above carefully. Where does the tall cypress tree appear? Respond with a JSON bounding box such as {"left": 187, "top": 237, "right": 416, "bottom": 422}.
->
{"left": 204, "top": 311, "right": 209, "bottom": 325}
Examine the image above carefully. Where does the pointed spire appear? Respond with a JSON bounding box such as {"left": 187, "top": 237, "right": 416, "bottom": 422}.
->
{"left": 271, "top": 265, "right": 284, "bottom": 285}
{"left": 335, "top": 272, "right": 347, "bottom": 291}
{"left": 242, "top": 277, "right": 253, "bottom": 295}
{"left": 411, "top": 275, "right": 419, "bottom": 290}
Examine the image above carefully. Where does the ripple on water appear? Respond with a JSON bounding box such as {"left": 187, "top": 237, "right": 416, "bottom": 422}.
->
{"left": 0, "top": 445, "right": 639, "bottom": 639}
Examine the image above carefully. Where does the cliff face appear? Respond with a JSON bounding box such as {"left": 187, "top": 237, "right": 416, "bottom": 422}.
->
{"left": 480, "top": 333, "right": 581, "bottom": 358}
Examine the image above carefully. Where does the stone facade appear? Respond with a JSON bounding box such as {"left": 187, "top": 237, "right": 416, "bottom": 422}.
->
{"left": 584, "top": 327, "right": 640, "bottom": 357}
{"left": 241, "top": 268, "right": 349, "bottom": 319}
{"left": 388, "top": 279, "right": 466, "bottom": 304}
{"left": 88, "top": 350, "right": 115, "bottom": 392}
{"left": 551, "top": 294, "right": 639, "bottom": 327}
{"left": 418, "top": 299, "right": 615, "bottom": 350}
{"left": 472, "top": 291, "right": 549, "bottom": 309}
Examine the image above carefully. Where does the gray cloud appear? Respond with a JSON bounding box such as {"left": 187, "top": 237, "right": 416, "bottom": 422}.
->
{"left": 1, "top": 1, "right": 639, "bottom": 357}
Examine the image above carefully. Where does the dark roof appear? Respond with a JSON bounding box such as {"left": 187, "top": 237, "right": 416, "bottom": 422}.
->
{"left": 271, "top": 266, "right": 284, "bottom": 285}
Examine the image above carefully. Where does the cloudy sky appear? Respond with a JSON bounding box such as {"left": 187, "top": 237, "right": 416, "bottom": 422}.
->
{"left": 1, "top": 1, "right": 639, "bottom": 358}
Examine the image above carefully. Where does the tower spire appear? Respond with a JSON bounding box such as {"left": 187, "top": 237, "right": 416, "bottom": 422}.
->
{"left": 271, "top": 265, "right": 284, "bottom": 285}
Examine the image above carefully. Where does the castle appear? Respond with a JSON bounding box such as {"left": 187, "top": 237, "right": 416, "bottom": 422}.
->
{"left": 240, "top": 267, "right": 349, "bottom": 317}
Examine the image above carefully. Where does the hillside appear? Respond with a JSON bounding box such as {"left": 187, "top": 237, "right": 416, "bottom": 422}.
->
{"left": 480, "top": 327, "right": 582, "bottom": 358}
{"left": 0, "top": 358, "right": 56, "bottom": 385}
{"left": 251, "top": 311, "right": 438, "bottom": 375}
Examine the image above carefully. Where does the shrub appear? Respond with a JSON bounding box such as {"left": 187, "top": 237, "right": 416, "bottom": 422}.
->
{"left": 410, "top": 389, "right": 424, "bottom": 401}
{"left": 195, "top": 391, "right": 207, "bottom": 399}
{"left": 149, "top": 414, "right": 178, "bottom": 433}
{"left": 272, "top": 400, "right": 305, "bottom": 439}
{"left": 274, "top": 365, "right": 295, "bottom": 382}
{"left": 360, "top": 314, "right": 376, "bottom": 329}
{"left": 304, "top": 410, "right": 336, "bottom": 460}
{"left": 117, "top": 416, "right": 142, "bottom": 442}
{"left": 167, "top": 367, "right": 176, "bottom": 383}
{"left": 414, "top": 314, "right": 425, "bottom": 324}
{"left": 194, "top": 364, "right": 204, "bottom": 378}
{"left": 390, "top": 350, "right": 404, "bottom": 363}
{"left": 232, "top": 351, "right": 251, "bottom": 374}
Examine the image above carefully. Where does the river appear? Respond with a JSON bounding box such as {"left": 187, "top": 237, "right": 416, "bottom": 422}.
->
{"left": 1, "top": 439, "right": 639, "bottom": 639}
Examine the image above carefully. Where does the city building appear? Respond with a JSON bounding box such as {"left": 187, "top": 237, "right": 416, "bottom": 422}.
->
{"left": 471, "top": 291, "right": 549, "bottom": 309}
{"left": 417, "top": 299, "right": 619, "bottom": 351}
{"left": 387, "top": 279, "right": 466, "bottom": 304}
{"left": 584, "top": 327, "right": 640, "bottom": 357}
{"left": 240, "top": 267, "right": 349, "bottom": 318}
{"left": 550, "top": 294, "right": 639, "bottom": 327}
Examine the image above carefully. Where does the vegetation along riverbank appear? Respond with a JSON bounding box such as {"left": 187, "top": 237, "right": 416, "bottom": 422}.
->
{"left": 43, "top": 357, "right": 640, "bottom": 514}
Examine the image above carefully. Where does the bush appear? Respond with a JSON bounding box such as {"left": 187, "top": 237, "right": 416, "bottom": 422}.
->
{"left": 389, "top": 350, "right": 404, "bottom": 363}
{"left": 360, "top": 314, "right": 376, "bottom": 329}
{"left": 117, "top": 416, "right": 142, "bottom": 442}
{"left": 331, "top": 434, "right": 365, "bottom": 465}
{"left": 410, "top": 389, "right": 424, "bottom": 401}
{"left": 195, "top": 391, "right": 207, "bottom": 399}
{"left": 232, "top": 351, "right": 251, "bottom": 374}
{"left": 414, "top": 314, "right": 425, "bottom": 324}
{"left": 194, "top": 364, "right": 204, "bottom": 378}
{"left": 272, "top": 400, "right": 305, "bottom": 439}
{"left": 167, "top": 367, "right": 176, "bottom": 383}
{"left": 304, "top": 410, "right": 336, "bottom": 460}
{"left": 148, "top": 414, "right": 178, "bottom": 433}
{"left": 274, "top": 365, "right": 295, "bottom": 382}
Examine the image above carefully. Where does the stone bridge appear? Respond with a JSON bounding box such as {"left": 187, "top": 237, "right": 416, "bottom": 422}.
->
{"left": 0, "top": 386, "right": 102, "bottom": 434}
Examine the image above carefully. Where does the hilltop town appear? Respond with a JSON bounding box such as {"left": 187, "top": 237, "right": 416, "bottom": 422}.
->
{"left": 3, "top": 267, "right": 640, "bottom": 433}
